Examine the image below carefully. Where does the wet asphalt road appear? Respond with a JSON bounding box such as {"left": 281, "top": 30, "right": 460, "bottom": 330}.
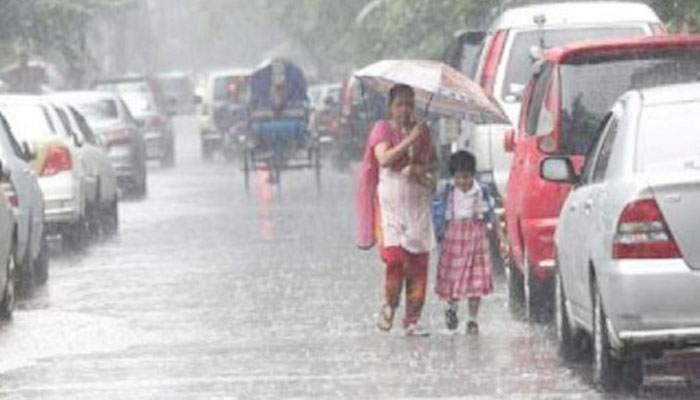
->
{"left": 0, "top": 116, "right": 697, "bottom": 399}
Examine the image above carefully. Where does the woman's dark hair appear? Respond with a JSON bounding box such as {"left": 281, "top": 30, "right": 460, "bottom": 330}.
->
{"left": 449, "top": 150, "right": 476, "bottom": 176}
{"left": 388, "top": 84, "right": 414, "bottom": 106}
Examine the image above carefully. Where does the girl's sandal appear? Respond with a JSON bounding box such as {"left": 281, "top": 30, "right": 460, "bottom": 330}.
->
{"left": 377, "top": 305, "right": 394, "bottom": 332}
{"left": 466, "top": 321, "right": 479, "bottom": 335}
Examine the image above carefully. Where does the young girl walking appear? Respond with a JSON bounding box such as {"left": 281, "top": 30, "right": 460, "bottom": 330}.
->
{"left": 434, "top": 151, "right": 502, "bottom": 335}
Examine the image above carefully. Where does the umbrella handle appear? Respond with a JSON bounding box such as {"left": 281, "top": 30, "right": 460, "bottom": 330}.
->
{"left": 424, "top": 93, "right": 434, "bottom": 118}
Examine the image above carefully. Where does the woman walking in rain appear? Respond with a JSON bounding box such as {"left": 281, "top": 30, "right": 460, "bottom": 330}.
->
{"left": 356, "top": 84, "right": 437, "bottom": 336}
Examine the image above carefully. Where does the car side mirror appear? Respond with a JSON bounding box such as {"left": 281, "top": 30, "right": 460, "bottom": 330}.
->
{"left": 504, "top": 128, "right": 516, "bottom": 152}
{"left": 21, "top": 141, "right": 37, "bottom": 161}
{"left": 540, "top": 157, "right": 578, "bottom": 184}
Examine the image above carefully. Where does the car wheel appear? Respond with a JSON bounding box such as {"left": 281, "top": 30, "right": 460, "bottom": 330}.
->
{"left": 201, "top": 139, "right": 213, "bottom": 161}
{"left": 505, "top": 254, "right": 524, "bottom": 317}
{"left": 18, "top": 247, "right": 34, "bottom": 296}
{"left": 64, "top": 218, "right": 88, "bottom": 252}
{"left": 524, "top": 251, "right": 554, "bottom": 324}
{"left": 34, "top": 235, "right": 49, "bottom": 285}
{"left": 592, "top": 280, "right": 624, "bottom": 390}
{"left": 102, "top": 198, "right": 119, "bottom": 236}
{"left": 0, "top": 249, "right": 17, "bottom": 320}
{"left": 161, "top": 144, "right": 175, "bottom": 168}
{"left": 555, "top": 264, "right": 580, "bottom": 361}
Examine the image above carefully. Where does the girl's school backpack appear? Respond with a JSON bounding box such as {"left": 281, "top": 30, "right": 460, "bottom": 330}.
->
{"left": 431, "top": 183, "right": 494, "bottom": 243}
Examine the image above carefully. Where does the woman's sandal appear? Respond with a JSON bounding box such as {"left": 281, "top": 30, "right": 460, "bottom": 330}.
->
{"left": 377, "top": 305, "right": 394, "bottom": 332}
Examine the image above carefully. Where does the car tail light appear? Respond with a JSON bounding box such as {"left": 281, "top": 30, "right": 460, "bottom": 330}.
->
{"left": 147, "top": 115, "right": 166, "bottom": 130}
{"left": 104, "top": 129, "right": 132, "bottom": 146}
{"left": 613, "top": 197, "right": 681, "bottom": 259}
{"left": 0, "top": 170, "right": 18, "bottom": 208}
{"left": 480, "top": 30, "right": 508, "bottom": 95}
{"left": 42, "top": 144, "right": 72, "bottom": 177}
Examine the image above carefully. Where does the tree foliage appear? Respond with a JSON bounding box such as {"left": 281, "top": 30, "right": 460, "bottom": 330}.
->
{"left": 193, "top": 0, "right": 700, "bottom": 81}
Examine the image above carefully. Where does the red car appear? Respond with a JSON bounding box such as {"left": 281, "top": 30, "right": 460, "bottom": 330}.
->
{"left": 503, "top": 35, "right": 700, "bottom": 320}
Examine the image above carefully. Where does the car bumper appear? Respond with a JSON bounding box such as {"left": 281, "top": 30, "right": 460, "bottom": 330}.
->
{"left": 108, "top": 145, "right": 140, "bottom": 179}
{"left": 145, "top": 131, "right": 165, "bottom": 159}
{"left": 521, "top": 217, "right": 558, "bottom": 279}
{"left": 598, "top": 258, "right": 700, "bottom": 349}
{"left": 201, "top": 130, "right": 223, "bottom": 142}
{"left": 39, "top": 172, "right": 80, "bottom": 225}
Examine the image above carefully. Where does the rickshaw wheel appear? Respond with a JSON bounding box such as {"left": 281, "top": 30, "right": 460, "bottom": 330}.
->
{"left": 243, "top": 148, "right": 251, "bottom": 193}
{"left": 314, "top": 143, "right": 321, "bottom": 190}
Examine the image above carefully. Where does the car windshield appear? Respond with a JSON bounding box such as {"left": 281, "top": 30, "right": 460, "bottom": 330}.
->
{"left": 561, "top": 50, "right": 700, "bottom": 155}
{"left": 0, "top": 104, "right": 55, "bottom": 141}
{"left": 74, "top": 99, "right": 119, "bottom": 122}
{"left": 637, "top": 101, "right": 700, "bottom": 173}
{"left": 502, "top": 26, "right": 645, "bottom": 99}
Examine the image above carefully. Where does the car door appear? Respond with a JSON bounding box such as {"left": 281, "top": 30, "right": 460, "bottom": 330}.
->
{"left": 53, "top": 105, "right": 99, "bottom": 205}
{"left": 70, "top": 107, "right": 118, "bottom": 207}
{"left": 505, "top": 62, "right": 552, "bottom": 269}
{"left": 0, "top": 116, "right": 42, "bottom": 258}
{"left": 567, "top": 111, "right": 620, "bottom": 322}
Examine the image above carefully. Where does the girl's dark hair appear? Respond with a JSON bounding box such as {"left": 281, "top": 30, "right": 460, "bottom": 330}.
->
{"left": 449, "top": 150, "right": 476, "bottom": 176}
{"left": 388, "top": 84, "right": 414, "bottom": 106}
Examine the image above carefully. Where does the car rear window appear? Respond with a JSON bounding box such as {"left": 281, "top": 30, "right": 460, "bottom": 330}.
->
{"left": 637, "top": 101, "right": 700, "bottom": 173}
{"left": 502, "top": 26, "right": 645, "bottom": 99}
{"left": 0, "top": 104, "right": 55, "bottom": 141}
{"left": 214, "top": 76, "right": 247, "bottom": 102}
{"left": 75, "top": 99, "right": 119, "bottom": 121}
{"left": 561, "top": 50, "right": 700, "bottom": 155}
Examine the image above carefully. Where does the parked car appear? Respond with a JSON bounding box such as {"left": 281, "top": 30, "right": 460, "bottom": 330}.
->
{"left": 56, "top": 91, "right": 147, "bottom": 198}
{"left": 48, "top": 97, "right": 119, "bottom": 235}
{"left": 157, "top": 71, "right": 195, "bottom": 115}
{"left": 94, "top": 76, "right": 175, "bottom": 167}
{"left": 503, "top": 35, "right": 700, "bottom": 321}
{"left": 450, "top": 1, "right": 663, "bottom": 201}
{"left": 543, "top": 82, "right": 700, "bottom": 390}
{"left": 0, "top": 95, "right": 91, "bottom": 249}
{"left": 198, "top": 69, "right": 251, "bottom": 160}
{"left": 0, "top": 110, "right": 47, "bottom": 287}
{"left": 0, "top": 183, "right": 16, "bottom": 319}
{"left": 308, "top": 83, "right": 341, "bottom": 139}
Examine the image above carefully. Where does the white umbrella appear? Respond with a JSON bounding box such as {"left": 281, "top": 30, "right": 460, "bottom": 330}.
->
{"left": 354, "top": 59, "right": 508, "bottom": 124}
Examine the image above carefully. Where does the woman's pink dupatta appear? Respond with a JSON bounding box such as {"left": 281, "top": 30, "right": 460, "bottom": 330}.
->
{"left": 356, "top": 120, "right": 433, "bottom": 250}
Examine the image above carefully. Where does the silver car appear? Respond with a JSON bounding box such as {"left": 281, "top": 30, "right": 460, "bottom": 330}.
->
{"left": 0, "top": 170, "right": 17, "bottom": 319}
{"left": 56, "top": 91, "right": 148, "bottom": 198}
{"left": 0, "top": 112, "right": 47, "bottom": 287}
{"left": 542, "top": 83, "right": 700, "bottom": 390}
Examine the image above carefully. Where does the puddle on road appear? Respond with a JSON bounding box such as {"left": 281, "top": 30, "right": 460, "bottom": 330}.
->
{"left": 0, "top": 310, "right": 149, "bottom": 374}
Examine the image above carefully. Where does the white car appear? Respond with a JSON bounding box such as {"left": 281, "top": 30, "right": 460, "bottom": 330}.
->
{"left": 0, "top": 96, "right": 90, "bottom": 249}
{"left": 49, "top": 98, "right": 119, "bottom": 235}
{"left": 456, "top": 2, "right": 662, "bottom": 201}
{"left": 543, "top": 83, "right": 700, "bottom": 390}
{"left": 198, "top": 69, "right": 251, "bottom": 160}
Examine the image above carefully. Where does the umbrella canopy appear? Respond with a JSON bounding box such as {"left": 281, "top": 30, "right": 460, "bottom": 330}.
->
{"left": 354, "top": 59, "right": 508, "bottom": 124}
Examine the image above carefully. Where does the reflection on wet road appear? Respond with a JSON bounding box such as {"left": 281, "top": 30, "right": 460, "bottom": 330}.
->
{"left": 0, "top": 116, "right": 697, "bottom": 399}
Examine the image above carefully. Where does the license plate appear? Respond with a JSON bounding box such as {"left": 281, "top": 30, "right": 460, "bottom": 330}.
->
{"left": 147, "top": 141, "right": 161, "bottom": 157}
